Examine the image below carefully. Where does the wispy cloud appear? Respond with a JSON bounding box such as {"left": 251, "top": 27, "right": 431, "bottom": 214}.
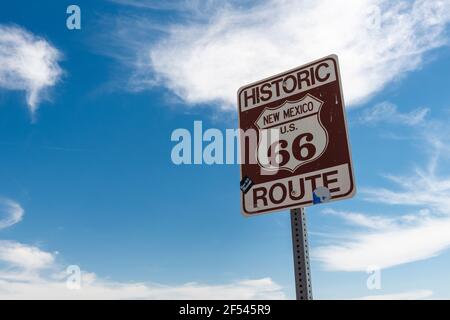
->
{"left": 0, "top": 25, "right": 63, "bottom": 115}
{"left": 357, "top": 289, "right": 433, "bottom": 300}
{"left": 314, "top": 210, "right": 450, "bottom": 271}
{"left": 112, "top": 0, "right": 450, "bottom": 110}
{"left": 0, "top": 198, "right": 24, "bottom": 230}
{"left": 313, "top": 115, "right": 450, "bottom": 272}
{"left": 322, "top": 208, "right": 397, "bottom": 230}
{"left": 358, "top": 102, "right": 429, "bottom": 126}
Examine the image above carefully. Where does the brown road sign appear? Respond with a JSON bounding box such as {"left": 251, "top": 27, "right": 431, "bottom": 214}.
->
{"left": 238, "top": 54, "right": 356, "bottom": 216}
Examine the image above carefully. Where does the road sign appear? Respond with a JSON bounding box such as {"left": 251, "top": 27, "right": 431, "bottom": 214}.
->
{"left": 237, "top": 54, "right": 356, "bottom": 216}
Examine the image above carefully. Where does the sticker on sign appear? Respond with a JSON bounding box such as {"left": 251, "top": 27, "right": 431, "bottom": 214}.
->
{"left": 237, "top": 54, "right": 356, "bottom": 216}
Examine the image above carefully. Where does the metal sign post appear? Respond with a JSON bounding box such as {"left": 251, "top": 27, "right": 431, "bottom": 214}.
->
{"left": 290, "top": 207, "right": 312, "bottom": 300}
{"left": 237, "top": 55, "right": 356, "bottom": 300}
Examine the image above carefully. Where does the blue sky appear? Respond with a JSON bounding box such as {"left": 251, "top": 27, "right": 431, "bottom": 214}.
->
{"left": 0, "top": 0, "right": 450, "bottom": 299}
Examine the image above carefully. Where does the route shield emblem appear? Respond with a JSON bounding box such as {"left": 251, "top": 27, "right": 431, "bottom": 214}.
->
{"left": 255, "top": 93, "right": 328, "bottom": 173}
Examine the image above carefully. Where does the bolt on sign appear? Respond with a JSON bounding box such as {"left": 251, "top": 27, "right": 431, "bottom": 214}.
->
{"left": 237, "top": 55, "right": 356, "bottom": 216}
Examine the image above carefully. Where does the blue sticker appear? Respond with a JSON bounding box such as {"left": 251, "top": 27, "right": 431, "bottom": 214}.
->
{"left": 240, "top": 176, "right": 254, "bottom": 194}
{"left": 313, "top": 187, "right": 331, "bottom": 204}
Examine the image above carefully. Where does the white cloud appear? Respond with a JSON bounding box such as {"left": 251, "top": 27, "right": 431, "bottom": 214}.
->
{"left": 313, "top": 213, "right": 450, "bottom": 271}
{"left": 0, "top": 242, "right": 285, "bottom": 299}
{"left": 322, "top": 208, "right": 396, "bottom": 230}
{"left": 0, "top": 25, "right": 63, "bottom": 114}
{"left": 120, "top": 0, "right": 450, "bottom": 110}
{"left": 359, "top": 102, "right": 429, "bottom": 125}
{"left": 358, "top": 289, "right": 433, "bottom": 300}
{"left": 0, "top": 240, "right": 285, "bottom": 299}
{"left": 0, "top": 200, "right": 53, "bottom": 272}
{"left": 0, "top": 198, "right": 285, "bottom": 299}
{"left": 0, "top": 241, "right": 55, "bottom": 271}
{"left": 313, "top": 118, "right": 450, "bottom": 272}
{"left": 0, "top": 272, "right": 285, "bottom": 299}
{"left": 0, "top": 198, "right": 24, "bottom": 229}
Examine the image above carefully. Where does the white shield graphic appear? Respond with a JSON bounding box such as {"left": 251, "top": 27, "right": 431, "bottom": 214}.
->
{"left": 256, "top": 94, "right": 328, "bottom": 172}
